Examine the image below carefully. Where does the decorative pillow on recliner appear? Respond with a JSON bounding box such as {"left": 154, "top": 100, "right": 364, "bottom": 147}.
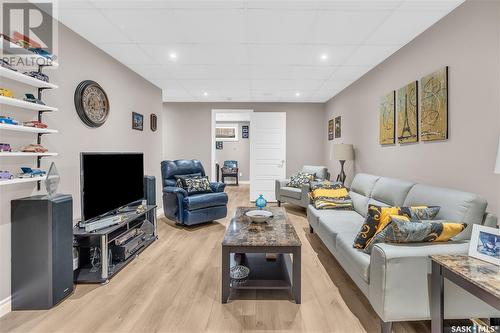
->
{"left": 181, "top": 176, "right": 212, "bottom": 194}
{"left": 309, "top": 181, "right": 353, "bottom": 210}
{"left": 363, "top": 216, "right": 467, "bottom": 254}
{"left": 174, "top": 173, "right": 202, "bottom": 188}
{"left": 352, "top": 205, "right": 440, "bottom": 249}
{"left": 287, "top": 172, "right": 315, "bottom": 188}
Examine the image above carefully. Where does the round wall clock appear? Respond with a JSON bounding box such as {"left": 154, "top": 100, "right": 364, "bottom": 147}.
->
{"left": 74, "top": 80, "right": 110, "bottom": 127}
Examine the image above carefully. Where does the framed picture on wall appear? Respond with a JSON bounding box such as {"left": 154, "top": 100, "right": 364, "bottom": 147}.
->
{"left": 150, "top": 113, "right": 158, "bottom": 132}
{"left": 328, "top": 119, "right": 334, "bottom": 140}
{"left": 216, "top": 141, "right": 223, "bottom": 150}
{"left": 334, "top": 116, "right": 341, "bottom": 138}
{"left": 242, "top": 125, "right": 249, "bottom": 139}
{"left": 132, "top": 112, "right": 144, "bottom": 131}
{"left": 216, "top": 126, "right": 238, "bottom": 141}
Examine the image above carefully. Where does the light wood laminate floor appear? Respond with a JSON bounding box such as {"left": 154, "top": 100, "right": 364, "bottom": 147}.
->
{"left": 0, "top": 185, "right": 430, "bottom": 333}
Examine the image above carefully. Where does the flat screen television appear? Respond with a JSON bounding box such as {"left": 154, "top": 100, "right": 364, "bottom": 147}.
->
{"left": 80, "top": 152, "right": 144, "bottom": 222}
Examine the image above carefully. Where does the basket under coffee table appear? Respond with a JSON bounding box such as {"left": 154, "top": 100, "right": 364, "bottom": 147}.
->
{"left": 221, "top": 206, "right": 302, "bottom": 303}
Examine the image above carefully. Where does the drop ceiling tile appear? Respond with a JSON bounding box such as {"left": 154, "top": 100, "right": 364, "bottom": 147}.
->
{"left": 251, "top": 79, "right": 323, "bottom": 91}
{"left": 343, "top": 45, "right": 401, "bottom": 66}
{"left": 319, "top": 1, "right": 402, "bottom": 11}
{"left": 331, "top": 66, "right": 371, "bottom": 81}
{"left": 58, "top": 9, "right": 131, "bottom": 43}
{"left": 97, "top": 43, "right": 154, "bottom": 65}
{"left": 397, "top": 1, "right": 464, "bottom": 12}
{"left": 366, "top": 10, "right": 450, "bottom": 45}
{"left": 308, "top": 10, "right": 392, "bottom": 44}
{"left": 180, "top": 79, "right": 250, "bottom": 91}
{"left": 140, "top": 44, "right": 249, "bottom": 65}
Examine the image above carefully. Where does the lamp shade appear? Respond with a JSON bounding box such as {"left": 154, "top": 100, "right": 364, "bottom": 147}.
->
{"left": 495, "top": 138, "right": 500, "bottom": 174}
{"left": 333, "top": 144, "right": 354, "bottom": 161}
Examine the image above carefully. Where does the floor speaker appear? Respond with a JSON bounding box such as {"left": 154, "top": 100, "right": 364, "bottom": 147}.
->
{"left": 144, "top": 175, "right": 156, "bottom": 221}
{"left": 11, "top": 194, "right": 74, "bottom": 310}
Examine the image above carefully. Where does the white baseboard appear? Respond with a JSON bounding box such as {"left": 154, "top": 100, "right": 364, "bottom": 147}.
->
{"left": 0, "top": 296, "right": 11, "bottom": 318}
{"left": 223, "top": 180, "right": 250, "bottom": 185}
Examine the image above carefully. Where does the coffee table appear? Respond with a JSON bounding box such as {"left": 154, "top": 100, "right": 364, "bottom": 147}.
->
{"left": 221, "top": 206, "right": 302, "bottom": 303}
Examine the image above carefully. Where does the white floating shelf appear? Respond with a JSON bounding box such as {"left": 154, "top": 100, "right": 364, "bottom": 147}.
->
{"left": 0, "top": 152, "right": 57, "bottom": 157}
{"left": 0, "top": 67, "right": 58, "bottom": 89}
{"left": 0, "top": 96, "right": 58, "bottom": 112}
{"left": 1, "top": 37, "right": 59, "bottom": 68}
{"left": 0, "top": 123, "right": 58, "bottom": 134}
{"left": 0, "top": 176, "right": 46, "bottom": 186}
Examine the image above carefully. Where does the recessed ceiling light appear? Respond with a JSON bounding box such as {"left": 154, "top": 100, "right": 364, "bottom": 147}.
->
{"left": 295, "top": 92, "right": 301, "bottom": 97}
{"left": 203, "top": 92, "right": 208, "bottom": 97}
{"left": 169, "top": 52, "right": 178, "bottom": 60}
{"left": 320, "top": 54, "right": 328, "bottom": 61}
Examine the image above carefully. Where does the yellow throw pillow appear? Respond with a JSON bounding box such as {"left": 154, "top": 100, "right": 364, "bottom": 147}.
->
{"left": 309, "top": 182, "right": 353, "bottom": 210}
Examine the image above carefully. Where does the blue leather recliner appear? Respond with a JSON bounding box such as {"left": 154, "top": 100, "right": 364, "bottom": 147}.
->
{"left": 161, "top": 159, "right": 228, "bottom": 226}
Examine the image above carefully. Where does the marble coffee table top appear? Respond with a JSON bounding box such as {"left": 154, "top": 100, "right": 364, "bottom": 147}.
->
{"left": 431, "top": 255, "right": 500, "bottom": 300}
{"left": 222, "top": 207, "right": 301, "bottom": 247}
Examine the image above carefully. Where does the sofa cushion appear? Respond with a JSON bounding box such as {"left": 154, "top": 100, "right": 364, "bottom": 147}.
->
{"left": 336, "top": 232, "right": 371, "bottom": 283}
{"left": 288, "top": 172, "right": 314, "bottom": 188}
{"left": 280, "top": 186, "right": 302, "bottom": 200}
{"left": 403, "top": 184, "right": 487, "bottom": 240}
{"left": 302, "top": 165, "right": 328, "bottom": 180}
{"left": 350, "top": 173, "right": 380, "bottom": 197}
{"left": 350, "top": 191, "right": 370, "bottom": 217}
{"left": 183, "top": 192, "right": 228, "bottom": 210}
{"left": 318, "top": 211, "right": 365, "bottom": 249}
{"left": 371, "top": 177, "right": 415, "bottom": 206}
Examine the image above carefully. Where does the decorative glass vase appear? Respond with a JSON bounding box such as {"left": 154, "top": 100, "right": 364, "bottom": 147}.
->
{"left": 255, "top": 194, "right": 267, "bottom": 210}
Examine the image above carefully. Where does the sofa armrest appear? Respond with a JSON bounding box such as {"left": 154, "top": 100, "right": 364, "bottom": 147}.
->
{"left": 210, "top": 181, "right": 226, "bottom": 193}
{"left": 301, "top": 183, "right": 311, "bottom": 206}
{"left": 369, "top": 241, "right": 471, "bottom": 322}
{"left": 163, "top": 186, "right": 188, "bottom": 197}
{"left": 275, "top": 179, "right": 290, "bottom": 202}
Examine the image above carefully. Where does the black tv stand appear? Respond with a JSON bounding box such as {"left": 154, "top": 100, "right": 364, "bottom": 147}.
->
{"left": 73, "top": 205, "right": 157, "bottom": 284}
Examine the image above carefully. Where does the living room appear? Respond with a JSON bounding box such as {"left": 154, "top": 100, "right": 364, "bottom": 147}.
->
{"left": 0, "top": 1, "right": 499, "bottom": 333}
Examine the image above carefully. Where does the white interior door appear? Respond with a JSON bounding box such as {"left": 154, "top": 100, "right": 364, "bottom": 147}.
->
{"left": 250, "top": 112, "right": 286, "bottom": 202}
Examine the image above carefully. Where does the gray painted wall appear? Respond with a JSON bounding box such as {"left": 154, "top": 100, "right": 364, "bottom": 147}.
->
{"left": 0, "top": 23, "right": 163, "bottom": 305}
{"left": 324, "top": 1, "right": 500, "bottom": 216}
{"left": 215, "top": 121, "right": 250, "bottom": 181}
{"left": 163, "top": 102, "right": 326, "bottom": 178}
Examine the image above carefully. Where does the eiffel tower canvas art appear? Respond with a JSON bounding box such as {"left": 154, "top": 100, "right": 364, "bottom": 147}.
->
{"left": 397, "top": 81, "right": 419, "bottom": 144}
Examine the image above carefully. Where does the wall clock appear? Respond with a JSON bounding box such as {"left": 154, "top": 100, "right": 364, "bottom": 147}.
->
{"left": 74, "top": 80, "right": 110, "bottom": 127}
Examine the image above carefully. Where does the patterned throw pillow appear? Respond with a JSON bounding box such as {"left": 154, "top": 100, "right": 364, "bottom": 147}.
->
{"left": 309, "top": 181, "right": 353, "bottom": 210}
{"left": 287, "top": 172, "right": 315, "bottom": 188}
{"left": 353, "top": 205, "right": 440, "bottom": 249}
{"left": 182, "top": 176, "right": 212, "bottom": 194}
{"left": 363, "top": 216, "right": 467, "bottom": 254}
{"left": 174, "top": 173, "right": 202, "bottom": 188}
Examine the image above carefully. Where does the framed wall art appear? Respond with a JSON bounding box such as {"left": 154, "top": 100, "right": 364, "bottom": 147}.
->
{"left": 216, "top": 141, "right": 223, "bottom": 150}
{"left": 334, "top": 116, "right": 341, "bottom": 138}
{"left": 132, "top": 112, "right": 144, "bottom": 131}
{"left": 216, "top": 126, "right": 238, "bottom": 141}
{"left": 397, "top": 81, "right": 418, "bottom": 144}
{"left": 242, "top": 125, "right": 249, "bottom": 139}
{"left": 420, "top": 66, "right": 448, "bottom": 141}
{"left": 328, "top": 119, "right": 334, "bottom": 140}
{"left": 379, "top": 91, "right": 396, "bottom": 145}
{"left": 150, "top": 113, "right": 158, "bottom": 132}
{"left": 468, "top": 224, "right": 500, "bottom": 266}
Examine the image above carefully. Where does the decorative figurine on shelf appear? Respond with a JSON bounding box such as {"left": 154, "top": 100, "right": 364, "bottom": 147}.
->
{"left": 45, "top": 162, "right": 60, "bottom": 197}
{"left": 255, "top": 194, "right": 267, "bottom": 210}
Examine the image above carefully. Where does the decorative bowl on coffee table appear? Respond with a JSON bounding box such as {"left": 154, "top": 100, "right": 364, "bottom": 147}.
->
{"left": 245, "top": 210, "right": 273, "bottom": 223}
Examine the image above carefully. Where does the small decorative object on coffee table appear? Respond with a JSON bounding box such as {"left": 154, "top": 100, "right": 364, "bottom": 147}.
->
{"left": 468, "top": 224, "right": 500, "bottom": 266}
{"left": 221, "top": 206, "right": 302, "bottom": 304}
{"left": 255, "top": 194, "right": 267, "bottom": 209}
{"left": 430, "top": 255, "right": 500, "bottom": 333}
{"left": 245, "top": 209, "right": 272, "bottom": 223}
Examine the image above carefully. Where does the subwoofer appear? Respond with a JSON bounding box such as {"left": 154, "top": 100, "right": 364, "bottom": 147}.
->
{"left": 11, "top": 195, "right": 74, "bottom": 310}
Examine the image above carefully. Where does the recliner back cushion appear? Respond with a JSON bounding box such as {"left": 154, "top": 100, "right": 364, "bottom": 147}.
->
{"left": 371, "top": 177, "right": 415, "bottom": 207}
{"left": 403, "top": 184, "right": 487, "bottom": 240}
{"left": 350, "top": 191, "right": 370, "bottom": 217}
{"left": 302, "top": 165, "right": 328, "bottom": 180}
{"left": 161, "top": 160, "right": 206, "bottom": 187}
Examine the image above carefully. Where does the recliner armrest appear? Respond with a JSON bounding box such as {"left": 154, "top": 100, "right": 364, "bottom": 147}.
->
{"left": 210, "top": 181, "right": 226, "bottom": 192}
{"left": 163, "top": 186, "right": 188, "bottom": 197}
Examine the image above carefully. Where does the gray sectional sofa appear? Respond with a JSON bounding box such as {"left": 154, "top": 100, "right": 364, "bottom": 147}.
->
{"left": 307, "top": 173, "right": 499, "bottom": 333}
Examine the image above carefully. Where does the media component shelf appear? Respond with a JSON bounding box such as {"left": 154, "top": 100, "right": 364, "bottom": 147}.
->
{"left": 73, "top": 205, "right": 158, "bottom": 284}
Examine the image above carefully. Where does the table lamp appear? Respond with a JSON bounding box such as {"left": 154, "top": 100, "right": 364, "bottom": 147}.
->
{"left": 333, "top": 143, "right": 354, "bottom": 184}
{"left": 495, "top": 138, "right": 500, "bottom": 174}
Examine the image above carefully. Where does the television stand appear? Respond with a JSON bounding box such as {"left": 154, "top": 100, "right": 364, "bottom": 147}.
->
{"left": 73, "top": 205, "right": 157, "bottom": 284}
